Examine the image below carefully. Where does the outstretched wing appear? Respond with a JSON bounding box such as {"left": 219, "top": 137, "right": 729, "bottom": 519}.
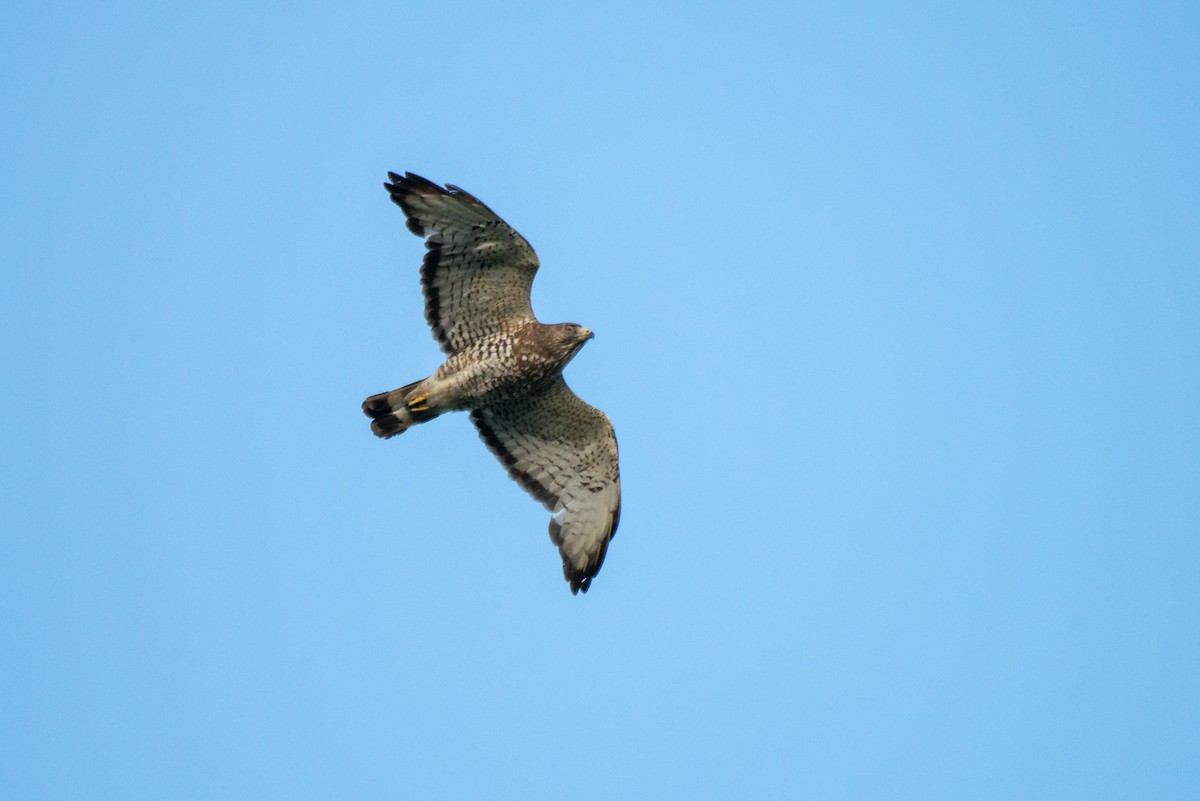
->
{"left": 471, "top": 377, "right": 621, "bottom": 594}
{"left": 384, "top": 172, "right": 540, "bottom": 354}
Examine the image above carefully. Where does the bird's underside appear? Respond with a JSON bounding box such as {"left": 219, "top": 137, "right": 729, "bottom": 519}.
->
{"left": 362, "top": 172, "right": 621, "bottom": 594}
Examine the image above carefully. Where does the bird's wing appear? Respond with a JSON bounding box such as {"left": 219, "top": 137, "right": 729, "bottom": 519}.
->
{"left": 384, "top": 172, "right": 540, "bottom": 354}
{"left": 471, "top": 377, "right": 621, "bottom": 594}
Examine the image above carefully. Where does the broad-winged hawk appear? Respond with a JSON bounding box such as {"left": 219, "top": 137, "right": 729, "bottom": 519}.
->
{"left": 362, "top": 173, "right": 621, "bottom": 594}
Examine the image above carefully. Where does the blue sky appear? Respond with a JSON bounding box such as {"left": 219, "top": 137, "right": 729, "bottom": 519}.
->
{"left": 2, "top": 2, "right": 1198, "bottom": 798}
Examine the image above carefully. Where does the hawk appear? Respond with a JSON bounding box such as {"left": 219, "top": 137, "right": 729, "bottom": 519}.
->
{"left": 362, "top": 172, "right": 621, "bottom": 594}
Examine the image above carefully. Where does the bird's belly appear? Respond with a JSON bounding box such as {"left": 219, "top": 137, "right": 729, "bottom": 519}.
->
{"left": 429, "top": 347, "right": 558, "bottom": 410}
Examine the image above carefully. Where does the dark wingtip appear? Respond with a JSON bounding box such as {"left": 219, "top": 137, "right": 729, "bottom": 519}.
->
{"left": 384, "top": 171, "right": 491, "bottom": 213}
{"left": 383, "top": 171, "right": 430, "bottom": 236}
{"left": 383, "top": 171, "right": 450, "bottom": 195}
{"left": 565, "top": 563, "right": 594, "bottom": 595}
{"left": 399, "top": 171, "right": 438, "bottom": 189}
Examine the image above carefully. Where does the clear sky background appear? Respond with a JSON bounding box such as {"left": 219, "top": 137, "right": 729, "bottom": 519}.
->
{"left": 3, "top": 2, "right": 1198, "bottom": 799}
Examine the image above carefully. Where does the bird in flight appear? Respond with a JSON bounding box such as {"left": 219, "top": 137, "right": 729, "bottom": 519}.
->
{"left": 363, "top": 173, "right": 621, "bottom": 594}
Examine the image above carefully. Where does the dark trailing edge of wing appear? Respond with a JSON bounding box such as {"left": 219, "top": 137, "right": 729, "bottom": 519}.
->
{"left": 470, "top": 407, "right": 619, "bottom": 595}
{"left": 469, "top": 408, "right": 557, "bottom": 509}
{"left": 383, "top": 171, "right": 512, "bottom": 355}
{"left": 419, "top": 246, "right": 449, "bottom": 351}
{"left": 383, "top": 172, "right": 451, "bottom": 351}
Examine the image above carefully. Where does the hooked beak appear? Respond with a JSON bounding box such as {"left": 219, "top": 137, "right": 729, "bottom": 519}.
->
{"left": 579, "top": 327, "right": 594, "bottom": 341}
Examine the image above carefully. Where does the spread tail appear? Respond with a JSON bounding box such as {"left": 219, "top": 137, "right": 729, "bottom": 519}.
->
{"left": 361, "top": 379, "right": 437, "bottom": 438}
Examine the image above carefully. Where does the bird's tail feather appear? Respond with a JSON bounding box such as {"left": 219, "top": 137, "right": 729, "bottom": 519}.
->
{"left": 362, "top": 379, "right": 434, "bottom": 438}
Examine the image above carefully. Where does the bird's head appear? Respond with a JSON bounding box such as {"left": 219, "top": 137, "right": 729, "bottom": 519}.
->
{"left": 551, "top": 323, "right": 594, "bottom": 362}
{"left": 551, "top": 322, "right": 592, "bottom": 342}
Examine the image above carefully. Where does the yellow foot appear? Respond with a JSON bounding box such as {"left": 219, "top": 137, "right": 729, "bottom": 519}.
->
{"left": 406, "top": 394, "right": 431, "bottom": 413}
